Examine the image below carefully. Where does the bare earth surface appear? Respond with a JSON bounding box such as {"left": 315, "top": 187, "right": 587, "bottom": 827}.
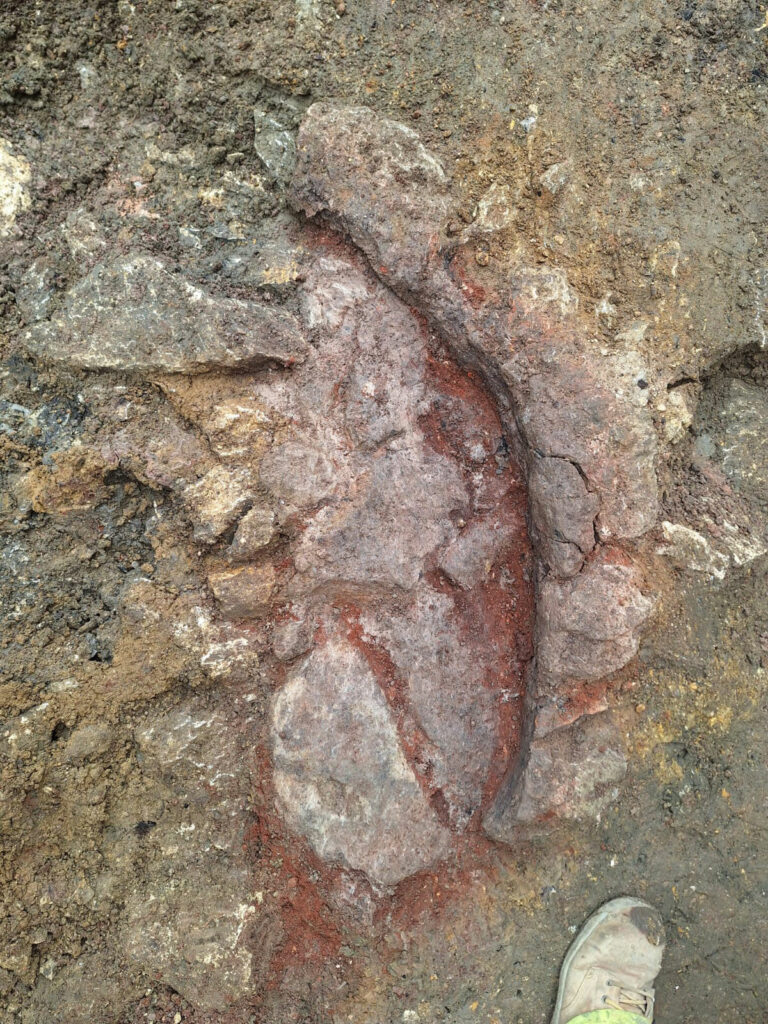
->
{"left": 1, "top": 2, "right": 767, "bottom": 1023}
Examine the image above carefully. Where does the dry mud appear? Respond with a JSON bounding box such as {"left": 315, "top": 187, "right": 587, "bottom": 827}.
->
{"left": 1, "top": 2, "right": 768, "bottom": 1023}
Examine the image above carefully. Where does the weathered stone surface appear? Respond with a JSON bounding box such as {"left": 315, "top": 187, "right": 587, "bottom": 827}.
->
{"left": 537, "top": 558, "right": 653, "bottom": 690}
{"left": 254, "top": 109, "right": 297, "bottom": 184}
{"left": 0, "top": 137, "right": 31, "bottom": 236}
{"left": 485, "top": 712, "right": 627, "bottom": 833}
{"left": 437, "top": 516, "right": 517, "bottom": 589}
{"left": 62, "top": 723, "right": 114, "bottom": 764}
{"left": 183, "top": 466, "right": 255, "bottom": 543}
{"left": 259, "top": 439, "right": 341, "bottom": 507}
{"left": 208, "top": 564, "right": 276, "bottom": 619}
{"left": 506, "top": 345, "right": 658, "bottom": 543}
{"left": 123, "top": 884, "right": 259, "bottom": 1011}
{"left": 292, "top": 104, "right": 450, "bottom": 293}
{"left": 293, "top": 442, "right": 466, "bottom": 591}
{"left": 361, "top": 586, "right": 498, "bottom": 827}
{"left": 657, "top": 521, "right": 730, "bottom": 579}
{"left": 272, "top": 641, "right": 451, "bottom": 887}
{"left": 290, "top": 104, "right": 659, "bottom": 549}
{"left": 253, "top": 241, "right": 532, "bottom": 861}
{"left": 705, "top": 379, "right": 768, "bottom": 507}
{"left": 272, "top": 613, "right": 314, "bottom": 662}
{"left": 528, "top": 457, "right": 598, "bottom": 577}
{"left": 120, "top": 704, "right": 269, "bottom": 1010}
{"left": 23, "top": 254, "right": 309, "bottom": 373}
{"left": 229, "top": 505, "right": 276, "bottom": 559}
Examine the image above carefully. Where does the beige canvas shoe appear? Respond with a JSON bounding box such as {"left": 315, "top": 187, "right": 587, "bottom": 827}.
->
{"left": 551, "top": 896, "right": 665, "bottom": 1024}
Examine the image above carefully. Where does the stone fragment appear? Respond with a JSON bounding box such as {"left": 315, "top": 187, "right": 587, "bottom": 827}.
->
{"left": 290, "top": 106, "right": 659, "bottom": 543}
{"left": 62, "top": 724, "right": 114, "bottom": 764}
{"left": 292, "top": 104, "right": 450, "bottom": 292}
{"left": 485, "top": 712, "right": 627, "bottom": 834}
{"left": 208, "top": 564, "right": 276, "bottom": 620}
{"left": 506, "top": 345, "right": 658, "bottom": 542}
{"left": 200, "top": 635, "right": 260, "bottom": 682}
{"left": 123, "top": 885, "right": 259, "bottom": 1012}
{"left": 528, "top": 457, "right": 598, "bottom": 577}
{"left": 123, "top": 704, "right": 268, "bottom": 1009}
{"left": 11, "top": 446, "right": 115, "bottom": 515}
{"left": 707, "top": 379, "right": 768, "bottom": 507}
{"left": 0, "top": 138, "right": 31, "bottom": 236}
{"left": 657, "top": 521, "right": 729, "bottom": 579}
{"left": 272, "top": 614, "right": 313, "bottom": 662}
{"left": 361, "top": 587, "right": 497, "bottom": 826}
{"left": 437, "top": 516, "right": 516, "bottom": 589}
{"left": 660, "top": 384, "right": 696, "bottom": 444}
{"left": 183, "top": 466, "right": 254, "bottom": 543}
{"left": 271, "top": 641, "right": 450, "bottom": 886}
{"left": 253, "top": 110, "right": 297, "bottom": 184}
{"left": 229, "top": 505, "right": 276, "bottom": 559}
{"left": 23, "top": 254, "right": 309, "bottom": 373}
{"left": 537, "top": 558, "right": 653, "bottom": 690}
{"left": 293, "top": 443, "right": 466, "bottom": 591}
{"left": 259, "top": 440, "right": 339, "bottom": 507}
{"left": 88, "top": 387, "right": 210, "bottom": 491}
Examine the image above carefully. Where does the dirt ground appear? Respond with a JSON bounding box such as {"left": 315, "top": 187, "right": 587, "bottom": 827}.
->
{"left": 1, "top": 1, "right": 768, "bottom": 1022}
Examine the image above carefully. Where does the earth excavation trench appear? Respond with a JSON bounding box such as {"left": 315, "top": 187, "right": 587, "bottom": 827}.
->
{"left": 2, "top": 6, "right": 768, "bottom": 1021}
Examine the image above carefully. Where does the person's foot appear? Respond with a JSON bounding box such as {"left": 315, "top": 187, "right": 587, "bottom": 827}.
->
{"left": 551, "top": 896, "right": 665, "bottom": 1023}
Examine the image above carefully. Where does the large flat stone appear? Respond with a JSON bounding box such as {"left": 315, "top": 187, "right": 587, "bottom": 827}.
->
{"left": 271, "top": 641, "right": 451, "bottom": 887}
{"left": 23, "top": 253, "right": 309, "bottom": 373}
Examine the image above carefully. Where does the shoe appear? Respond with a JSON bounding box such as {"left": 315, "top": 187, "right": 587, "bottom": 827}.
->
{"left": 551, "top": 896, "right": 665, "bottom": 1024}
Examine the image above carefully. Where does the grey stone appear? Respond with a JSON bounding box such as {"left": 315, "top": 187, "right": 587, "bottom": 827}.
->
{"left": 292, "top": 442, "right": 467, "bottom": 591}
{"left": 438, "top": 515, "right": 517, "bottom": 589}
{"left": 229, "top": 505, "right": 276, "bottom": 559}
{"left": 62, "top": 723, "right": 114, "bottom": 764}
{"left": 24, "top": 254, "right": 309, "bottom": 373}
{"left": 271, "top": 641, "right": 451, "bottom": 887}
{"left": 537, "top": 559, "right": 654, "bottom": 690}
{"left": 485, "top": 712, "right": 627, "bottom": 834}
{"left": 254, "top": 110, "right": 297, "bottom": 184}
{"left": 710, "top": 379, "right": 768, "bottom": 506}
{"left": 528, "top": 457, "right": 598, "bottom": 577}
{"left": 123, "top": 883, "right": 261, "bottom": 1012}
{"left": 291, "top": 104, "right": 451, "bottom": 293}
{"left": 361, "top": 586, "right": 497, "bottom": 827}
{"left": 208, "top": 565, "right": 275, "bottom": 620}
{"left": 183, "top": 466, "right": 255, "bottom": 544}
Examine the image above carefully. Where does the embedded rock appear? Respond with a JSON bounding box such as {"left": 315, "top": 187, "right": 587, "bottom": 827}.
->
{"left": 505, "top": 344, "right": 658, "bottom": 543}
{"left": 292, "top": 442, "right": 467, "bottom": 591}
{"left": 23, "top": 254, "right": 309, "bottom": 373}
{"left": 537, "top": 558, "right": 654, "bottom": 691}
{"left": 528, "top": 457, "right": 598, "bottom": 577}
{"left": 183, "top": 466, "right": 255, "bottom": 544}
{"left": 704, "top": 378, "right": 768, "bottom": 508}
{"left": 485, "top": 712, "right": 628, "bottom": 834}
{"left": 123, "top": 883, "right": 260, "bottom": 1012}
{"left": 208, "top": 564, "right": 276, "bottom": 620}
{"left": 0, "top": 137, "right": 31, "bottom": 236}
{"left": 290, "top": 104, "right": 659, "bottom": 547}
{"left": 292, "top": 104, "right": 451, "bottom": 293}
{"left": 121, "top": 704, "right": 268, "bottom": 1010}
{"left": 360, "top": 586, "right": 500, "bottom": 827}
{"left": 272, "top": 641, "right": 451, "bottom": 887}
{"left": 438, "top": 516, "right": 518, "bottom": 589}
{"left": 229, "top": 505, "right": 276, "bottom": 559}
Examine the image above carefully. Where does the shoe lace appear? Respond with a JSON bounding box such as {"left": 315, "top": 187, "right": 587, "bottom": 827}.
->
{"left": 603, "top": 982, "right": 654, "bottom": 1019}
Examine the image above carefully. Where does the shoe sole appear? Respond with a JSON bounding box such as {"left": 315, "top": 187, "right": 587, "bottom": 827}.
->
{"left": 550, "top": 896, "right": 656, "bottom": 1024}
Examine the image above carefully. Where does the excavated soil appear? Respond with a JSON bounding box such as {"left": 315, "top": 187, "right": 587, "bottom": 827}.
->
{"left": 2, "top": 2, "right": 768, "bottom": 1023}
